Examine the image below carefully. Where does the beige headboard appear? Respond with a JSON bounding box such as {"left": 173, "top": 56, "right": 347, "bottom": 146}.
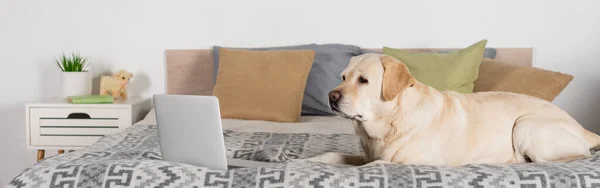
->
{"left": 165, "top": 48, "right": 533, "bottom": 95}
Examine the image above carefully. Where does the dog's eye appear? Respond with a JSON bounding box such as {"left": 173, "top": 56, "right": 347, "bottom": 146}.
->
{"left": 122, "top": 77, "right": 125, "bottom": 80}
{"left": 358, "top": 76, "right": 368, "bottom": 84}
{"left": 342, "top": 75, "right": 346, "bottom": 81}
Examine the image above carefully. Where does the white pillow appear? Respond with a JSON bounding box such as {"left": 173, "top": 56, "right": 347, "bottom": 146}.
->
{"left": 135, "top": 109, "right": 157, "bottom": 125}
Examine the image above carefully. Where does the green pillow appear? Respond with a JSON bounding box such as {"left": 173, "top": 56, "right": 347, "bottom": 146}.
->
{"left": 383, "top": 40, "right": 487, "bottom": 93}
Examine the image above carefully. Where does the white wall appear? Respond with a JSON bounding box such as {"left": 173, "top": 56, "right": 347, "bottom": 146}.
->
{"left": 1, "top": 0, "right": 599, "bottom": 185}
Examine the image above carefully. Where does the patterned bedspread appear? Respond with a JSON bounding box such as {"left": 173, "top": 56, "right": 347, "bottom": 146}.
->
{"left": 223, "top": 129, "right": 362, "bottom": 163}
{"left": 7, "top": 123, "right": 600, "bottom": 188}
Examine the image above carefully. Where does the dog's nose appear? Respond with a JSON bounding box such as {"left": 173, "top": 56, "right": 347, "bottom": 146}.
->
{"left": 329, "top": 90, "right": 341, "bottom": 103}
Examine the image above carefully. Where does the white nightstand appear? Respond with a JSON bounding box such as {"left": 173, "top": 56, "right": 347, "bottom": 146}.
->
{"left": 25, "top": 96, "right": 152, "bottom": 161}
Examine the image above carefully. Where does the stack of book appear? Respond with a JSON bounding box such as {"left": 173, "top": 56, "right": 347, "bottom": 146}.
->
{"left": 67, "top": 95, "right": 114, "bottom": 104}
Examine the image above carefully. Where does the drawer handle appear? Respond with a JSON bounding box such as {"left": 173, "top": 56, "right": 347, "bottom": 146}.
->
{"left": 67, "top": 113, "right": 91, "bottom": 119}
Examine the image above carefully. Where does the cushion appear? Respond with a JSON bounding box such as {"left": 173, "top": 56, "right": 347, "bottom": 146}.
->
{"left": 439, "top": 48, "right": 497, "bottom": 59}
{"left": 212, "top": 44, "right": 317, "bottom": 82}
{"left": 362, "top": 48, "right": 498, "bottom": 59}
{"left": 213, "top": 44, "right": 362, "bottom": 115}
{"left": 383, "top": 40, "right": 488, "bottom": 93}
{"left": 474, "top": 59, "right": 574, "bottom": 101}
{"left": 213, "top": 48, "right": 315, "bottom": 122}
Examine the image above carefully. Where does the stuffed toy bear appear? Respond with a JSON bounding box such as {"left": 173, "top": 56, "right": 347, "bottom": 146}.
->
{"left": 100, "top": 70, "right": 133, "bottom": 100}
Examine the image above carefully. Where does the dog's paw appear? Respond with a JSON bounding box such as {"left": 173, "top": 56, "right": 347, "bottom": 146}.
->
{"left": 303, "top": 152, "right": 346, "bottom": 165}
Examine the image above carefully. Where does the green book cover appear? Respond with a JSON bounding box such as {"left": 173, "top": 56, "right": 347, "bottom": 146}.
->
{"left": 68, "top": 95, "right": 114, "bottom": 104}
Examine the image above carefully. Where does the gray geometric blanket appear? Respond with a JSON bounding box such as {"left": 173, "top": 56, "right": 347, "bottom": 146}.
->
{"left": 223, "top": 129, "right": 362, "bottom": 163}
{"left": 7, "top": 124, "right": 600, "bottom": 188}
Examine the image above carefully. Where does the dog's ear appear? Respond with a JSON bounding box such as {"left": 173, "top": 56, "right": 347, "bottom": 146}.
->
{"left": 381, "top": 55, "right": 414, "bottom": 101}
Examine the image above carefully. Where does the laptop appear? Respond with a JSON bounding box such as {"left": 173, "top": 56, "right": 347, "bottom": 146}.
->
{"left": 153, "top": 94, "right": 275, "bottom": 170}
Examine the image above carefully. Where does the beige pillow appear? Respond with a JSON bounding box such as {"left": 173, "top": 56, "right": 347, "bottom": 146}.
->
{"left": 213, "top": 48, "right": 315, "bottom": 122}
{"left": 474, "top": 59, "right": 574, "bottom": 101}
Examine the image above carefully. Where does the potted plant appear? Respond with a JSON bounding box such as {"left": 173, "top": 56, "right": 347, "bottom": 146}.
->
{"left": 55, "top": 53, "right": 92, "bottom": 98}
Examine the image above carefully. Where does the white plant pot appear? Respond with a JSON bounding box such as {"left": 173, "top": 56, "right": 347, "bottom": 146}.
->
{"left": 60, "top": 71, "right": 92, "bottom": 98}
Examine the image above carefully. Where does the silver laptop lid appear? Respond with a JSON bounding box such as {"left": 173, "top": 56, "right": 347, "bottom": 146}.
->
{"left": 153, "top": 94, "right": 227, "bottom": 171}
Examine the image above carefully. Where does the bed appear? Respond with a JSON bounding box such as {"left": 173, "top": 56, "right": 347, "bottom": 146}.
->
{"left": 8, "top": 112, "right": 600, "bottom": 187}
{"left": 9, "top": 47, "right": 600, "bottom": 188}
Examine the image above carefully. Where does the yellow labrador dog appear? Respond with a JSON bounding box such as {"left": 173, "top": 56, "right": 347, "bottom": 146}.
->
{"left": 307, "top": 53, "right": 600, "bottom": 166}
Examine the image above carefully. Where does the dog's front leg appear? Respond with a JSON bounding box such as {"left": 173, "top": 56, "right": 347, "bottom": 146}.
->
{"left": 305, "top": 152, "right": 365, "bottom": 166}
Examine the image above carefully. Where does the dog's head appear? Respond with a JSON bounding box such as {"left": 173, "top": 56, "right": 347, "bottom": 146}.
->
{"left": 328, "top": 53, "right": 416, "bottom": 121}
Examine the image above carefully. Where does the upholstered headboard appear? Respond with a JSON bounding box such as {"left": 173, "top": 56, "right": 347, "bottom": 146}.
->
{"left": 165, "top": 48, "right": 533, "bottom": 95}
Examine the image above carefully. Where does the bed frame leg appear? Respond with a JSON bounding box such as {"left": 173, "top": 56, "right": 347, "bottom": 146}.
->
{"left": 37, "top": 150, "right": 45, "bottom": 161}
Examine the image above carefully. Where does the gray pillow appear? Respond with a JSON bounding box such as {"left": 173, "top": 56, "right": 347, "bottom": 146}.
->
{"left": 212, "top": 44, "right": 362, "bottom": 115}
{"left": 439, "top": 48, "right": 497, "bottom": 59}
{"left": 484, "top": 48, "right": 497, "bottom": 59}
{"left": 361, "top": 48, "right": 498, "bottom": 59}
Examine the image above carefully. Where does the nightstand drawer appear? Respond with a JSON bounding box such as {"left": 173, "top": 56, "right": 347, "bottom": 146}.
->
{"left": 34, "top": 107, "right": 129, "bottom": 119}
{"left": 40, "top": 119, "right": 119, "bottom": 128}
{"left": 28, "top": 107, "right": 132, "bottom": 147}
{"left": 40, "top": 127, "right": 121, "bottom": 135}
{"left": 25, "top": 96, "right": 152, "bottom": 151}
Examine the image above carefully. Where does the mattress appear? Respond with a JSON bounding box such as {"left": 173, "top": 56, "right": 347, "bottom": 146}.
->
{"left": 8, "top": 110, "right": 600, "bottom": 188}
